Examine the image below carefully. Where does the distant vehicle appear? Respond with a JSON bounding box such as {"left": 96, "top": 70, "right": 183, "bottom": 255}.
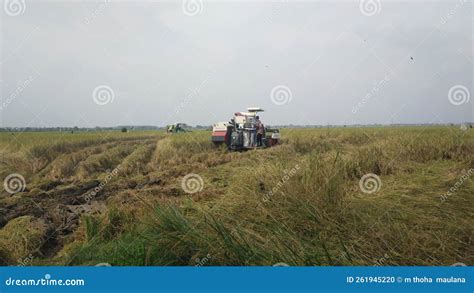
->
{"left": 211, "top": 107, "right": 280, "bottom": 151}
{"left": 166, "top": 123, "right": 187, "bottom": 134}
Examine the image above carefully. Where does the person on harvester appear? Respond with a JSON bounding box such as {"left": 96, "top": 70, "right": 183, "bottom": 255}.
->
{"left": 255, "top": 116, "right": 265, "bottom": 147}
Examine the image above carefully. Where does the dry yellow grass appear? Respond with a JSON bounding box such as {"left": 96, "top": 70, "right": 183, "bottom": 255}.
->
{"left": 0, "top": 127, "right": 472, "bottom": 266}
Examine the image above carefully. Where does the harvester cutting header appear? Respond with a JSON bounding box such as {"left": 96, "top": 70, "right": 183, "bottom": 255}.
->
{"left": 211, "top": 107, "right": 280, "bottom": 151}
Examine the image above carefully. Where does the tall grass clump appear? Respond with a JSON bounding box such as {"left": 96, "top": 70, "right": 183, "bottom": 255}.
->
{"left": 344, "top": 145, "right": 394, "bottom": 178}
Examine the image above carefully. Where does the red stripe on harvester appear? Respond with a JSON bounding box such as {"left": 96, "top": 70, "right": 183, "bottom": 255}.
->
{"left": 212, "top": 131, "right": 227, "bottom": 137}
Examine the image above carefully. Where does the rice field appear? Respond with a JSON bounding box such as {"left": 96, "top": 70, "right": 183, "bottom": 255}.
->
{"left": 0, "top": 127, "right": 472, "bottom": 266}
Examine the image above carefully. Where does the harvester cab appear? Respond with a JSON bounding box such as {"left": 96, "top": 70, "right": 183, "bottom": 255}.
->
{"left": 211, "top": 107, "right": 280, "bottom": 151}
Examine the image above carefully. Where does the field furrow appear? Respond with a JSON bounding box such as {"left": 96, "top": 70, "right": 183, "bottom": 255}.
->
{"left": 74, "top": 144, "right": 136, "bottom": 181}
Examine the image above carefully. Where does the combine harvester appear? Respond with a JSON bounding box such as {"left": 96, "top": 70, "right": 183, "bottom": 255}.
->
{"left": 166, "top": 123, "right": 188, "bottom": 134}
{"left": 211, "top": 107, "right": 280, "bottom": 151}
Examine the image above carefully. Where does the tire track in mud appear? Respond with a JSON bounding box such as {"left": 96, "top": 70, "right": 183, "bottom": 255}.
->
{"left": 0, "top": 136, "right": 163, "bottom": 258}
{"left": 47, "top": 138, "right": 164, "bottom": 248}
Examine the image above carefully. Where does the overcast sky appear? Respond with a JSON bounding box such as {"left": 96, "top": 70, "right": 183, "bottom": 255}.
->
{"left": 1, "top": 0, "right": 472, "bottom": 127}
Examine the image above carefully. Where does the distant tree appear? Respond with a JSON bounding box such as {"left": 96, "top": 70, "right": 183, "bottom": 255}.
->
{"left": 121, "top": 127, "right": 128, "bottom": 133}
